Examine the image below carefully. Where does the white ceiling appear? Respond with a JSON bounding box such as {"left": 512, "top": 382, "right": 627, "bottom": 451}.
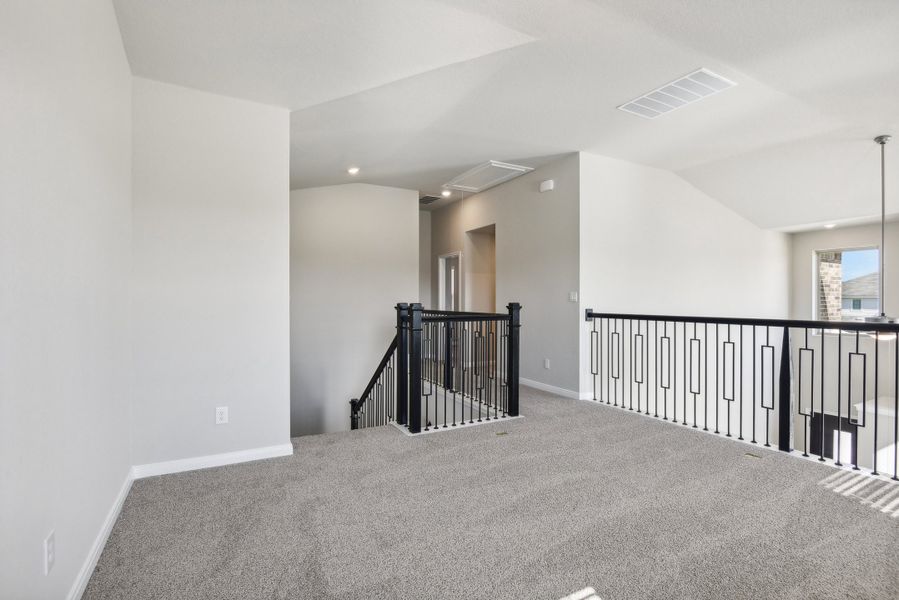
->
{"left": 113, "top": 0, "right": 899, "bottom": 229}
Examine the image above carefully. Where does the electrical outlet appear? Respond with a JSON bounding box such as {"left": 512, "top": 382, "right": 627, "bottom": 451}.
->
{"left": 568, "top": 291, "right": 578, "bottom": 302}
{"left": 215, "top": 406, "right": 229, "bottom": 425}
{"left": 544, "top": 358, "right": 551, "bottom": 369}
{"left": 44, "top": 531, "right": 55, "bottom": 575}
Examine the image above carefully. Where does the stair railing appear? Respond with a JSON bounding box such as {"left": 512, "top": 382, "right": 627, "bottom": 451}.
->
{"left": 351, "top": 302, "right": 521, "bottom": 433}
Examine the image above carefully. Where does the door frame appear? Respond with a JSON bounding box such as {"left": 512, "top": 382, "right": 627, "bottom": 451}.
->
{"left": 437, "top": 251, "right": 463, "bottom": 311}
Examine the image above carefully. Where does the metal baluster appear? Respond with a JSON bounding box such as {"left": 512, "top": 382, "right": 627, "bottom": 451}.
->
{"left": 671, "top": 322, "right": 677, "bottom": 423}
{"left": 752, "top": 326, "right": 757, "bottom": 444}
{"left": 663, "top": 321, "right": 668, "bottom": 420}
{"left": 765, "top": 326, "right": 771, "bottom": 447}
{"left": 703, "top": 322, "right": 709, "bottom": 431}
{"left": 493, "top": 322, "right": 499, "bottom": 421}
{"left": 715, "top": 324, "right": 720, "bottom": 435}
{"left": 434, "top": 321, "right": 439, "bottom": 425}
{"left": 853, "top": 331, "right": 860, "bottom": 470}
{"left": 590, "top": 316, "right": 598, "bottom": 401}
{"left": 610, "top": 318, "right": 615, "bottom": 406}
{"left": 682, "top": 321, "right": 687, "bottom": 425}
{"left": 691, "top": 322, "right": 698, "bottom": 428}
{"left": 893, "top": 335, "right": 898, "bottom": 480}
{"left": 873, "top": 331, "right": 880, "bottom": 475}
{"left": 423, "top": 322, "right": 430, "bottom": 432}
{"left": 819, "top": 328, "right": 825, "bottom": 462}
{"left": 726, "top": 324, "right": 732, "bottom": 437}
{"left": 628, "top": 319, "right": 634, "bottom": 411}
{"left": 654, "top": 320, "right": 659, "bottom": 417}
{"left": 836, "top": 327, "right": 843, "bottom": 465}
{"left": 738, "top": 326, "right": 744, "bottom": 440}
{"left": 801, "top": 328, "right": 810, "bottom": 457}
{"left": 644, "top": 320, "right": 650, "bottom": 415}
{"left": 477, "top": 321, "right": 484, "bottom": 422}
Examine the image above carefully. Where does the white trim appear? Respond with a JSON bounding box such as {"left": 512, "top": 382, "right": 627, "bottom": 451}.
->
{"left": 67, "top": 472, "right": 133, "bottom": 600}
{"left": 131, "top": 443, "right": 294, "bottom": 479}
{"left": 519, "top": 377, "right": 591, "bottom": 400}
{"left": 437, "top": 251, "right": 462, "bottom": 311}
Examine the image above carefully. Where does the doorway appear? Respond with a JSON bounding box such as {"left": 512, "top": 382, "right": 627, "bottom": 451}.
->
{"left": 438, "top": 252, "right": 461, "bottom": 311}
{"left": 465, "top": 224, "right": 496, "bottom": 313}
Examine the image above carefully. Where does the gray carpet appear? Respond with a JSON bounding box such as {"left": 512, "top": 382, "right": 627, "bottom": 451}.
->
{"left": 84, "top": 387, "right": 899, "bottom": 600}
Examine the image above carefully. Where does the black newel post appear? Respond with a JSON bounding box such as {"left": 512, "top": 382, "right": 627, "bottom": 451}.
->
{"left": 778, "top": 326, "right": 793, "bottom": 452}
{"left": 349, "top": 398, "right": 360, "bottom": 430}
{"left": 507, "top": 302, "right": 521, "bottom": 417}
{"left": 395, "top": 303, "right": 409, "bottom": 426}
{"left": 408, "top": 303, "right": 423, "bottom": 433}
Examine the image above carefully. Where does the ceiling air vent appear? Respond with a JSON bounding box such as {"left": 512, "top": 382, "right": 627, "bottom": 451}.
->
{"left": 444, "top": 160, "right": 534, "bottom": 193}
{"left": 419, "top": 195, "right": 440, "bottom": 205}
{"left": 618, "top": 68, "right": 736, "bottom": 119}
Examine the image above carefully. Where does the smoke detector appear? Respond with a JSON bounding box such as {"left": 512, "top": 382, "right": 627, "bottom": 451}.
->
{"left": 618, "top": 68, "right": 736, "bottom": 119}
{"left": 444, "top": 160, "right": 534, "bottom": 193}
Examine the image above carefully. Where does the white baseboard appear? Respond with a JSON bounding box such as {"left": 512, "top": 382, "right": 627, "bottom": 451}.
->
{"left": 131, "top": 443, "right": 294, "bottom": 479}
{"left": 68, "top": 471, "right": 133, "bottom": 600}
{"left": 519, "top": 377, "right": 591, "bottom": 400}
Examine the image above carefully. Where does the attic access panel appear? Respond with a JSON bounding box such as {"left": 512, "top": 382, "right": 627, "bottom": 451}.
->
{"left": 444, "top": 160, "right": 534, "bottom": 193}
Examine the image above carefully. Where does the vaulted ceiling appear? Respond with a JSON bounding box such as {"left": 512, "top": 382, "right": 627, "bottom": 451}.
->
{"left": 113, "top": 0, "right": 899, "bottom": 230}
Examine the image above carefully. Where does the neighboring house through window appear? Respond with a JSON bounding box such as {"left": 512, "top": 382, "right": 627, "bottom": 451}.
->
{"left": 815, "top": 247, "right": 880, "bottom": 320}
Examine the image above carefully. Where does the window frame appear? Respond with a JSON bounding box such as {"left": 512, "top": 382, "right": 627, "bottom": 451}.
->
{"left": 813, "top": 245, "right": 880, "bottom": 322}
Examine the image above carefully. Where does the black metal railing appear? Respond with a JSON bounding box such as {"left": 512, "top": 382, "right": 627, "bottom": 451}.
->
{"left": 351, "top": 303, "right": 521, "bottom": 433}
{"left": 349, "top": 335, "right": 397, "bottom": 430}
{"left": 585, "top": 310, "right": 899, "bottom": 479}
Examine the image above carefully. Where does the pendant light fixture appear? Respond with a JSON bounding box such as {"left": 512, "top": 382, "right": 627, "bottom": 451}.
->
{"left": 866, "top": 134, "right": 895, "bottom": 324}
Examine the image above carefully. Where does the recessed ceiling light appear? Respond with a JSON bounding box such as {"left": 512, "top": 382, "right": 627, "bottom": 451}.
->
{"left": 825, "top": 223, "right": 836, "bottom": 229}
{"left": 441, "top": 189, "right": 452, "bottom": 198}
{"left": 618, "top": 68, "right": 737, "bottom": 119}
{"left": 347, "top": 166, "right": 360, "bottom": 176}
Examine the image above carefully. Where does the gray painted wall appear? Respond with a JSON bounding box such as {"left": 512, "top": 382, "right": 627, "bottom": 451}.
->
{"left": 131, "top": 77, "right": 291, "bottom": 465}
{"left": 419, "top": 211, "right": 432, "bottom": 309}
{"left": 1, "top": 1, "right": 133, "bottom": 597}
{"left": 290, "top": 184, "right": 419, "bottom": 436}
{"left": 429, "top": 155, "right": 582, "bottom": 394}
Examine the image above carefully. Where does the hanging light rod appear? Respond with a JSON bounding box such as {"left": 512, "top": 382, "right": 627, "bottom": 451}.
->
{"left": 867, "top": 134, "right": 894, "bottom": 324}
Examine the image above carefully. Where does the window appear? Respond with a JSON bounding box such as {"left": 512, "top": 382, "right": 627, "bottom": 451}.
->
{"left": 816, "top": 248, "right": 879, "bottom": 321}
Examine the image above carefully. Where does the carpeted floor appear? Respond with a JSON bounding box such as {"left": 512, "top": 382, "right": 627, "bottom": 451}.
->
{"left": 84, "top": 387, "right": 899, "bottom": 600}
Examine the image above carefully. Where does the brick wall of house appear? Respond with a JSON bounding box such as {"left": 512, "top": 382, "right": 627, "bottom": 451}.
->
{"left": 817, "top": 251, "right": 842, "bottom": 320}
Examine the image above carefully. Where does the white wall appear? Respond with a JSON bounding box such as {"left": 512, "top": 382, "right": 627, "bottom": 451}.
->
{"left": 131, "top": 78, "right": 291, "bottom": 465}
{"left": 290, "top": 184, "right": 419, "bottom": 436}
{"left": 789, "top": 222, "right": 899, "bottom": 319}
{"left": 578, "top": 152, "right": 791, "bottom": 395}
{"left": 0, "top": 2, "right": 133, "bottom": 598}
{"left": 419, "top": 210, "right": 432, "bottom": 309}
{"left": 430, "top": 155, "right": 581, "bottom": 394}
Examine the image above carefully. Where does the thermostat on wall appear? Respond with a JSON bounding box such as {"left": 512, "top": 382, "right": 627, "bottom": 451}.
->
{"left": 539, "top": 179, "right": 554, "bottom": 193}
